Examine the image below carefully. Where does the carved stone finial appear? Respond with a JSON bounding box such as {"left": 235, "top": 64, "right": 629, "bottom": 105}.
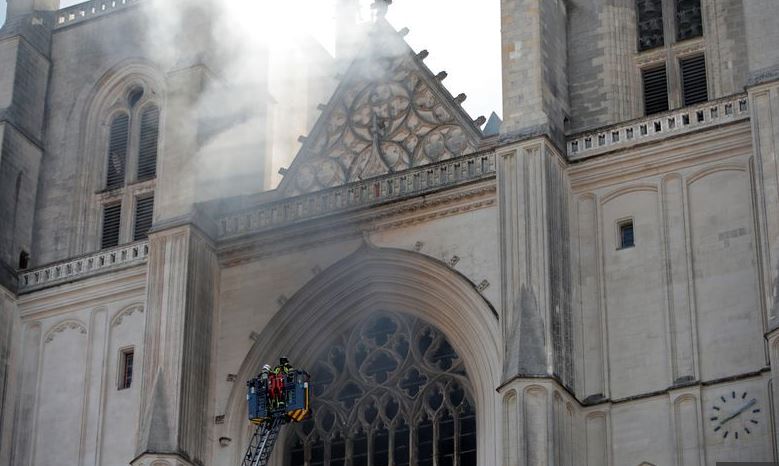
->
{"left": 417, "top": 50, "right": 429, "bottom": 60}
{"left": 455, "top": 93, "right": 467, "bottom": 104}
{"left": 399, "top": 27, "right": 410, "bottom": 37}
{"left": 371, "top": 0, "right": 392, "bottom": 19}
{"left": 474, "top": 116, "right": 486, "bottom": 126}
{"left": 436, "top": 71, "right": 448, "bottom": 81}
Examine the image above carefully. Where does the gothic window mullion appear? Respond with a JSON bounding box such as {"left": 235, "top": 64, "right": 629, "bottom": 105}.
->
{"left": 409, "top": 424, "right": 418, "bottom": 466}
{"left": 453, "top": 413, "right": 460, "bottom": 466}
{"left": 286, "top": 314, "right": 475, "bottom": 466}
{"left": 388, "top": 427, "right": 395, "bottom": 466}
{"left": 367, "top": 429, "right": 374, "bottom": 466}
{"left": 345, "top": 437, "right": 354, "bottom": 466}
{"left": 432, "top": 418, "right": 440, "bottom": 466}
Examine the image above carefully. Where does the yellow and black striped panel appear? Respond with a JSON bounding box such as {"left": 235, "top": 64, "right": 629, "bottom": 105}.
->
{"left": 288, "top": 409, "right": 309, "bottom": 422}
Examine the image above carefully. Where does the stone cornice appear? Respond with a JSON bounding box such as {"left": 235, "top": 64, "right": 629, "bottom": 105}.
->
{"left": 567, "top": 120, "right": 753, "bottom": 192}
{"left": 18, "top": 241, "right": 149, "bottom": 294}
{"left": 218, "top": 179, "right": 497, "bottom": 267}
{"left": 53, "top": 0, "right": 141, "bottom": 30}
{"left": 17, "top": 266, "right": 147, "bottom": 319}
{"left": 567, "top": 94, "right": 750, "bottom": 161}
{"left": 214, "top": 150, "right": 497, "bottom": 242}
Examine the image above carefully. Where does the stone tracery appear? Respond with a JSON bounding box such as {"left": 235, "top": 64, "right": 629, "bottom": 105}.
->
{"left": 286, "top": 312, "right": 477, "bottom": 466}
{"left": 288, "top": 51, "right": 479, "bottom": 196}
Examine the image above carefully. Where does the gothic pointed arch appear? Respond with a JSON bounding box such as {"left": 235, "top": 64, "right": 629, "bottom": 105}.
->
{"left": 71, "top": 59, "right": 166, "bottom": 254}
{"left": 219, "top": 245, "right": 501, "bottom": 466}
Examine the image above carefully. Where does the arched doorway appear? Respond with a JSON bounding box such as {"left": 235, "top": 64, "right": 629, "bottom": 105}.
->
{"left": 286, "top": 311, "right": 477, "bottom": 466}
{"left": 221, "top": 245, "right": 501, "bottom": 466}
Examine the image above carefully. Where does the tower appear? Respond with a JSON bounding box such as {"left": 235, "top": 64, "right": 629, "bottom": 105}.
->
{"left": 6, "top": 0, "right": 59, "bottom": 17}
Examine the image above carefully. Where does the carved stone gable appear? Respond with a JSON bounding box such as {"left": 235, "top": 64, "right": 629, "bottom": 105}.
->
{"left": 280, "top": 21, "right": 484, "bottom": 196}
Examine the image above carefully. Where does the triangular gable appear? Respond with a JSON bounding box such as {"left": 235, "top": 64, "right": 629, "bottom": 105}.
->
{"left": 279, "top": 19, "right": 485, "bottom": 196}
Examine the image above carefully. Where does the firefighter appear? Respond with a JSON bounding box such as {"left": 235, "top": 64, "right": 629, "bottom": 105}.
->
{"left": 268, "top": 365, "right": 284, "bottom": 409}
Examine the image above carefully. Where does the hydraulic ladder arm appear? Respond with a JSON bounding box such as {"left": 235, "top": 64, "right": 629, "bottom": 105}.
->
{"left": 241, "top": 417, "right": 283, "bottom": 466}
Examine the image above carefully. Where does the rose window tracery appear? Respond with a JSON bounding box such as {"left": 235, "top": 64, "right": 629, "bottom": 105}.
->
{"left": 286, "top": 312, "right": 477, "bottom": 466}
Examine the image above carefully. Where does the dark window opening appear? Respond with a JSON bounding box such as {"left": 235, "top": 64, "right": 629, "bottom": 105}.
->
{"left": 637, "top": 0, "right": 664, "bottom": 51}
{"left": 680, "top": 54, "right": 708, "bottom": 106}
{"left": 18, "top": 250, "right": 29, "bottom": 270}
{"left": 642, "top": 65, "right": 669, "bottom": 115}
{"left": 101, "top": 203, "right": 122, "bottom": 249}
{"left": 106, "top": 114, "right": 130, "bottom": 189}
{"left": 137, "top": 106, "right": 160, "bottom": 181}
{"left": 287, "top": 313, "right": 476, "bottom": 466}
{"left": 676, "top": 0, "right": 703, "bottom": 41}
{"left": 119, "top": 348, "right": 134, "bottom": 390}
{"left": 128, "top": 87, "right": 144, "bottom": 108}
{"left": 619, "top": 220, "right": 635, "bottom": 249}
{"left": 133, "top": 196, "right": 154, "bottom": 241}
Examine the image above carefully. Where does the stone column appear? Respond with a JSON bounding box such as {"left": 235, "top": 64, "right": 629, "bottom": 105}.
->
{"left": 500, "top": 0, "right": 569, "bottom": 145}
{"left": 499, "top": 379, "right": 579, "bottom": 466}
{"left": 0, "top": 288, "right": 19, "bottom": 466}
{"left": 742, "top": 0, "right": 779, "bottom": 334}
{"left": 6, "top": 321, "right": 41, "bottom": 466}
{"left": 133, "top": 225, "right": 218, "bottom": 466}
{"left": 768, "top": 329, "right": 779, "bottom": 450}
{"left": 498, "top": 137, "right": 574, "bottom": 464}
{"left": 744, "top": 1, "right": 779, "bottom": 447}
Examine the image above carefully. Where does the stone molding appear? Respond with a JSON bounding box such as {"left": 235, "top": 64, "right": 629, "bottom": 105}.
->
{"left": 111, "top": 303, "right": 144, "bottom": 327}
{"left": 130, "top": 452, "right": 196, "bottom": 466}
{"left": 217, "top": 180, "right": 496, "bottom": 267}
{"left": 18, "top": 241, "right": 149, "bottom": 293}
{"left": 567, "top": 121, "right": 753, "bottom": 192}
{"left": 216, "top": 150, "right": 496, "bottom": 240}
{"left": 43, "top": 319, "right": 87, "bottom": 343}
{"left": 218, "top": 245, "right": 501, "bottom": 466}
{"left": 567, "top": 93, "right": 750, "bottom": 160}
{"left": 54, "top": 0, "right": 140, "bottom": 29}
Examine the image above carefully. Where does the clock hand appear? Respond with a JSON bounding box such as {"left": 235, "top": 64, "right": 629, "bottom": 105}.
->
{"left": 719, "top": 398, "right": 757, "bottom": 426}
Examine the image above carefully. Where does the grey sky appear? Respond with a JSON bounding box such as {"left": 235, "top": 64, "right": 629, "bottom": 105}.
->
{"left": 0, "top": 0, "right": 502, "bottom": 119}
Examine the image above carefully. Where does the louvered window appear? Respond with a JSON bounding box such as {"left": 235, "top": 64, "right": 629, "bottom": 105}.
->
{"left": 133, "top": 196, "right": 154, "bottom": 241}
{"left": 676, "top": 0, "right": 703, "bottom": 41}
{"left": 642, "top": 65, "right": 669, "bottom": 115}
{"left": 101, "top": 203, "right": 122, "bottom": 249}
{"left": 680, "top": 54, "right": 708, "bottom": 106}
{"left": 137, "top": 106, "right": 160, "bottom": 181}
{"left": 637, "top": 0, "right": 664, "bottom": 51}
{"left": 106, "top": 114, "right": 129, "bottom": 189}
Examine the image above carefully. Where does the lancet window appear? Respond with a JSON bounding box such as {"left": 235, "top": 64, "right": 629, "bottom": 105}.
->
{"left": 286, "top": 312, "right": 477, "bottom": 466}
{"left": 98, "top": 83, "right": 160, "bottom": 249}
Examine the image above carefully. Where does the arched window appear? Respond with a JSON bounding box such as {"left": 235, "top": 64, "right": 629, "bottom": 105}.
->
{"left": 137, "top": 105, "right": 160, "bottom": 181}
{"left": 286, "top": 312, "right": 477, "bottom": 466}
{"left": 99, "top": 84, "right": 160, "bottom": 249}
{"left": 106, "top": 113, "right": 130, "bottom": 189}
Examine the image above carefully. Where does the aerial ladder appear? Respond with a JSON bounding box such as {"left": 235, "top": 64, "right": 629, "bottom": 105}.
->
{"left": 242, "top": 358, "right": 311, "bottom": 466}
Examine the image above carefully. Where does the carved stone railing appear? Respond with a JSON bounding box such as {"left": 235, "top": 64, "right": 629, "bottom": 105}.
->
{"left": 18, "top": 241, "right": 149, "bottom": 293}
{"left": 217, "top": 151, "right": 497, "bottom": 239}
{"left": 54, "top": 0, "right": 140, "bottom": 28}
{"left": 567, "top": 94, "right": 750, "bottom": 160}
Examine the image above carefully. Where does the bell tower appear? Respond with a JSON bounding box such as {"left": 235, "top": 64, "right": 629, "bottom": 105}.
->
{"left": 6, "top": 0, "right": 59, "bottom": 17}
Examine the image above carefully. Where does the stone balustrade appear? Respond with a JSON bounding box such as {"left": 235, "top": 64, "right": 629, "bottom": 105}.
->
{"left": 18, "top": 241, "right": 149, "bottom": 292}
{"left": 55, "top": 0, "right": 139, "bottom": 28}
{"left": 217, "top": 151, "right": 497, "bottom": 239}
{"left": 567, "top": 94, "right": 750, "bottom": 160}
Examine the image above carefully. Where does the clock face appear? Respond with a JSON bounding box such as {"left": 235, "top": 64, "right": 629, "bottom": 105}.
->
{"left": 709, "top": 390, "right": 760, "bottom": 440}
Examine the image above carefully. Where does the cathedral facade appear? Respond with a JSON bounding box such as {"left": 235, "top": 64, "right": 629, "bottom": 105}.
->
{"left": 1, "top": 0, "right": 778, "bottom": 465}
